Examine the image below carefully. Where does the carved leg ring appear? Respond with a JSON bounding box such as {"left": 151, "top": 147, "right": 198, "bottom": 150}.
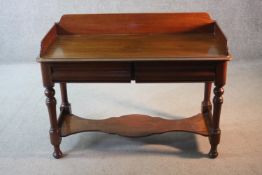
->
{"left": 209, "top": 86, "right": 224, "bottom": 158}
{"left": 60, "top": 83, "right": 71, "bottom": 114}
{"left": 202, "top": 82, "right": 212, "bottom": 115}
{"left": 45, "top": 86, "right": 63, "bottom": 159}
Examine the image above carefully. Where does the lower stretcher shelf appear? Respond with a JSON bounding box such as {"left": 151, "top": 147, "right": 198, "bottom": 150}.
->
{"left": 59, "top": 113, "right": 210, "bottom": 137}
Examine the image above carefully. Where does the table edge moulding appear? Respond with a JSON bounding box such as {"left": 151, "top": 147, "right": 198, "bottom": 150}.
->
{"left": 37, "top": 12, "right": 232, "bottom": 159}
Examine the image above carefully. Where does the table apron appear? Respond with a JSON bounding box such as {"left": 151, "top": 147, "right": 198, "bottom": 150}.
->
{"left": 42, "top": 61, "right": 220, "bottom": 83}
{"left": 135, "top": 61, "right": 216, "bottom": 82}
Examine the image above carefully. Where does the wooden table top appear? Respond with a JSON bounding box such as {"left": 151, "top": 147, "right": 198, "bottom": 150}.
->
{"left": 40, "top": 33, "right": 229, "bottom": 62}
{"left": 38, "top": 13, "right": 231, "bottom": 62}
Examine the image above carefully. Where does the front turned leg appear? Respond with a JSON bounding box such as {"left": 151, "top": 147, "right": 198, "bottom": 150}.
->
{"left": 208, "top": 62, "right": 227, "bottom": 158}
{"left": 45, "top": 86, "right": 63, "bottom": 159}
{"left": 209, "top": 85, "right": 224, "bottom": 158}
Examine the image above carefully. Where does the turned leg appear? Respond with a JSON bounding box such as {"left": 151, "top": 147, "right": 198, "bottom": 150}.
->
{"left": 209, "top": 86, "right": 224, "bottom": 158}
{"left": 202, "top": 82, "right": 212, "bottom": 115}
{"left": 45, "top": 85, "right": 63, "bottom": 159}
{"left": 60, "top": 83, "right": 71, "bottom": 114}
{"left": 208, "top": 62, "right": 227, "bottom": 158}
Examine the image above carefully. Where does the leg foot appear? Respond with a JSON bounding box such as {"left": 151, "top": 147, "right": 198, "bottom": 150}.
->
{"left": 208, "top": 146, "right": 218, "bottom": 158}
{"left": 53, "top": 146, "right": 63, "bottom": 159}
{"left": 208, "top": 130, "right": 220, "bottom": 159}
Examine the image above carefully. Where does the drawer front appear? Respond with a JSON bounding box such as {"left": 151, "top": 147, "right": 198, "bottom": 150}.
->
{"left": 135, "top": 61, "right": 216, "bottom": 82}
{"left": 51, "top": 62, "right": 131, "bottom": 82}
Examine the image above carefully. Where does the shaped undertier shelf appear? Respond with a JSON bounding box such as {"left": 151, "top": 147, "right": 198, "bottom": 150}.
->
{"left": 59, "top": 113, "right": 210, "bottom": 137}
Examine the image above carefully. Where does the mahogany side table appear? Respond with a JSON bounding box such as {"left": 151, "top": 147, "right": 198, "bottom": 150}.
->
{"left": 37, "top": 13, "right": 232, "bottom": 159}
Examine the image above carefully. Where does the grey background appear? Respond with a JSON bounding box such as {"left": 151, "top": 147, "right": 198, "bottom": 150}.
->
{"left": 0, "top": 0, "right": 262, "bottom": 63}
{"left": 1, "top": 1, "right": 262, "bottom": 174}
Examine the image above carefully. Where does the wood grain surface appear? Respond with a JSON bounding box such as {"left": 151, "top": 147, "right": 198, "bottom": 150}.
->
{"left": 41, "top": 33, "right": 228, "bottom": 61}
{"left": 60, "top": 113, "right": 209, "bottom": 137}
{"left": 57, "top": 13, "right": 213, "bottom": 35}
{"left": 38, "top": 13, "right": 231, "bottom": 62}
